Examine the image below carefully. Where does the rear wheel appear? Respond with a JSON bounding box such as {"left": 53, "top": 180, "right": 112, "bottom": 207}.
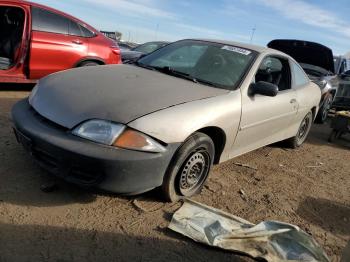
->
{"left": 78, "top": 61, "right": 100, "bottom": 67}
{"left": 285, "top": 111, "right": 313, "bottom": 148}
{"left": 161, "top": 132, "right": 214, "bottom": 202}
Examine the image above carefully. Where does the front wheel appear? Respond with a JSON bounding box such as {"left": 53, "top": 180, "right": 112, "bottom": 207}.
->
{"left": 315, "top": 95, "right": 332, "bottom": 124}
{"left": 161, "top": 132, "right": 215, "bottom": 202}
{"left": 285, "top": 111, "right": 313, "bottom": 148}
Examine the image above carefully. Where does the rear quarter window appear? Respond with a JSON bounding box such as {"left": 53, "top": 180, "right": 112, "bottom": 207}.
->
{"left": 291, "top": 61, "right": 309, "bottom": 87}
{"left": 80, "top": 25, "right": 95, "bottom": 37}
{"left": 68, "top": 20, "right": 95, "bottom": 38}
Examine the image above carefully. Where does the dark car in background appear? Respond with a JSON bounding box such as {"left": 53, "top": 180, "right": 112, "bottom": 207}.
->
{"left": 334, "top": 56, "right": 350, "bottom": 75}
{"left": 118, "top": 42, "right": 133, "bottom": 50}
{"left": 121, "top": 41, "right": 169, "bottom": 63}
{"left": 268, "top": 39, "right": 336, "bottom": 123}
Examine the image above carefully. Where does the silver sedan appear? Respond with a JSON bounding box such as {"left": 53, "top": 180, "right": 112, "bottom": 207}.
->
{"left": 12, "top": 39, "right": 321, "bottom": 201}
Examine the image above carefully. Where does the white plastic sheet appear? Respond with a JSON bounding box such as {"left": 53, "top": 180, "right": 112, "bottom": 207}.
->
{"left": 169, "top": 200, "right": 329, "bottom": 262}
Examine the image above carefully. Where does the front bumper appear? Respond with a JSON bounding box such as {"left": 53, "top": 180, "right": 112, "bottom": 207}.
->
{"left": 11, "top": 99, "right": 180, "bottom": 194}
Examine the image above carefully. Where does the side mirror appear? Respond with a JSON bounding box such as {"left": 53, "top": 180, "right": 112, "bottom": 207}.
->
{"left": 249, "top": 81, "right": 279, "bottom": 97}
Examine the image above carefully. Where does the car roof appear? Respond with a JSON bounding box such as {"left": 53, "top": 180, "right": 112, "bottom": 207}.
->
{"left": 6, "top": 0, "right": 98, "bottom": 32}
{"left": 141, "top": 41, "right": 170, "bottom": 45}
{"left": 193, "top": 39, "right": 274, "bottom": 54}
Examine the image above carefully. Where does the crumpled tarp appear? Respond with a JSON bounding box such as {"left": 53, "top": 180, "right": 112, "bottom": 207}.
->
{"left": 169, "top": 199, "right": 329, "bottom": 262}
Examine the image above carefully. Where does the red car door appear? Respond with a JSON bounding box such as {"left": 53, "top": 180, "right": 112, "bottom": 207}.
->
{"left": 29, "top": 6, "right": 89, "bottom": 79}
{"left": 0, "top": 2, "right": 30, "bottom": 83}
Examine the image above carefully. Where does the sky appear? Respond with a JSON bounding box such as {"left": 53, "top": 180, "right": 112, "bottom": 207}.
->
{"left": 31, "top": 0, "right": 350, "bottom": 55}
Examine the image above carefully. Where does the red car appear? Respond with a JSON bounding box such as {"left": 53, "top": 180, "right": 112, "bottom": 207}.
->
{"left": 0, "top": 0, "right": 121, "bottom": 83}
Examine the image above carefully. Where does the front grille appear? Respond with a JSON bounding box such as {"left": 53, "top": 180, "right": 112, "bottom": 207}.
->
{"left": 32, "top": 148, "right": 59, "bottom": 171}
{"left": 32, "top": 147, "right": 104, "bottom": 186}
{"left": 69, "top": 166, "right": 104, "bottom": 185}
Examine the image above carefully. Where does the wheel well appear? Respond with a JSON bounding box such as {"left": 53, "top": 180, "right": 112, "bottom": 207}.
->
{"left": 76, "top": 59, "right": 105, "bottom": 67}
{"left": 330, "top": 89, "right": 336, "bottom": 97}
{"left": 197, "top": 127, "right": 226, "bottom": 164}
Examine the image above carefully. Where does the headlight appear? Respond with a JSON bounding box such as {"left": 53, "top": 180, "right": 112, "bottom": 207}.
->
{"left": 28, "top": 84, "right": 39, "bottom": 104}
{"left": 72, "top": 120, "right": 125, "bottom": 145}
{"left": 72, "top": 120, "right": 166, "bottom": 153}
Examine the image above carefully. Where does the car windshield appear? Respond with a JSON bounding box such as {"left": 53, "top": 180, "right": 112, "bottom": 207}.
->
{"left": 334, "top": 56, "right": 341, "bottom": 73}
{"left": 136, "top": 40, "right": 257, "bottom": 90}
{"left": 133, "top": 42, "right": 166, "bottom": 54}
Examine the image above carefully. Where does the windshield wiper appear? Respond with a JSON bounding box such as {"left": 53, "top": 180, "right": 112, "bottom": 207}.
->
{"left": 154, "top": 66, "right": 199, "bottom": 83}
{"left": 153, "top": 66, "right": 191, "bottom": 77}
{"left": 193, "top": 78, "right": 221, "bottom": 88}
{"left": 136, "top": 65, "right": 223, "bottom": 89}
{"left": 158, "top": 66, "right": 225, "bottom": 88}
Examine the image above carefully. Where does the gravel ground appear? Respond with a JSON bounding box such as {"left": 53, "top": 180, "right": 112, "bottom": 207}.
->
{"left": 0, "top": 87, "right": 349, "bottom": 262}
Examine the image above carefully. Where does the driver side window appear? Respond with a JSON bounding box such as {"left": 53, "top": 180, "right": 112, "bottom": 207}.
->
{"left": 255, "top": 56, "right": 291, "bottom": 91}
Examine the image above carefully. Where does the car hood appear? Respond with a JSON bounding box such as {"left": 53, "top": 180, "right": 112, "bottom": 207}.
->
{"left": 30, "top": 64, "right": 228, "bottom": 129}
{"left": 267, "top": 39, "right": 335, "bottom": 74}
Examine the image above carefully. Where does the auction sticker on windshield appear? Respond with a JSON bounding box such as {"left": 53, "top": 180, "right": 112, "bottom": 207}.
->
{"left": 221, "top": 46, "right": 251, "bottom": 55}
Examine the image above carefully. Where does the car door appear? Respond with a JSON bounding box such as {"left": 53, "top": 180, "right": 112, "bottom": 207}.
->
{"left": 231, "top": 55, "right": 298, "bottom": 157}
{"left": 0, "top": 3, "right": 30, "bottom": 81}
{"left": 29, "top": 6, "right": 89, "bottom": 79}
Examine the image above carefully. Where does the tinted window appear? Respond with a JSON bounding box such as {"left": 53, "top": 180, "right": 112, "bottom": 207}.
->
{"left": 32, "top": 7, "right": 68, "bottom": 34}
{"left": 291, "top": 61, "right": 309, "bottom": 87}
{"left": 80, "top": 25, "right": 95, "bottom": 37}
{"left": 69, "top": 20, "right": 84, "bottom": 36}
{"left": 255, "top": 56, "right": 291, "bottom": 91}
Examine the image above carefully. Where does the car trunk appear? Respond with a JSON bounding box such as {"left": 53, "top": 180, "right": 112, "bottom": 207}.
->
{"left": 0, "top": 6, "right": 25, "bottom": 70}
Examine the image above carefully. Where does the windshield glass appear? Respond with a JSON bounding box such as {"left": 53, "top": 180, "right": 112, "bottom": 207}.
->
{"left": 334, "top": 56, "right": 340, "bottom": 73}
{"left": 133, "top": 42, "right": 166, "bottom": 54}
{"left": 137, "top": 40, "right": 257, "bottom": 90}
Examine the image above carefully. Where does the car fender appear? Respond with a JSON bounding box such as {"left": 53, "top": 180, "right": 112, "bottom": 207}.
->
{"left": 295, "top": 81, "right": 321, "bottom": 122}
{"left": 128, "top": 90, "right": 242, "bottom": 163}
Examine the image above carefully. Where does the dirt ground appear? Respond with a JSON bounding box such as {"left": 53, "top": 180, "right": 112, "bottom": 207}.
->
{"left": 0, "top": 87, "right": 349, "bottom": 262}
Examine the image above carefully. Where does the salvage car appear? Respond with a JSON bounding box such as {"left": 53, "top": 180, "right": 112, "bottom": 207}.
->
{"left": 12, "top": 39, "right": 321, "bottom": 201}
{"left": 334, "top": 55, "right": 350, "bottom": 75}
{"left": 0, "top": 0, "right": 121, "bottom": 83}
{"left": 268, "top": 40, "right": 336, "bottom": 123}
{"left": 121, "top": 41, "right": 169, "bottom": 63}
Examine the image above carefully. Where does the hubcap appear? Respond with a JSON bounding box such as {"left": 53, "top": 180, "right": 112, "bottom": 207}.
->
{"left": 179, "top": 151, "right": 209, "bottom": 196}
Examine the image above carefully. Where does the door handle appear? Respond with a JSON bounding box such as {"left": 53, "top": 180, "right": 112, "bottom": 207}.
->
{"left": 290, "top": 99, "right": 297, "bottom": 104}
{"left": 72, "top": 40, "right": 82, "bottom": 45}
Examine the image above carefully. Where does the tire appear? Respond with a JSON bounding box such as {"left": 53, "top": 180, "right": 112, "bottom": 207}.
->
{"left": 328, "top": 130, "right": 342, "bottom": 143}
{"left": 315, "top": 95, "right": 332, "bottom": 124}
{"left": 161, "top": 132, "right": 215, "bottom": 202}
{"left": 285, "top": 111, "right": 313, "bottom": 149}
{"left": 78, "top": 61, "right": 100, "bottom": 67}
